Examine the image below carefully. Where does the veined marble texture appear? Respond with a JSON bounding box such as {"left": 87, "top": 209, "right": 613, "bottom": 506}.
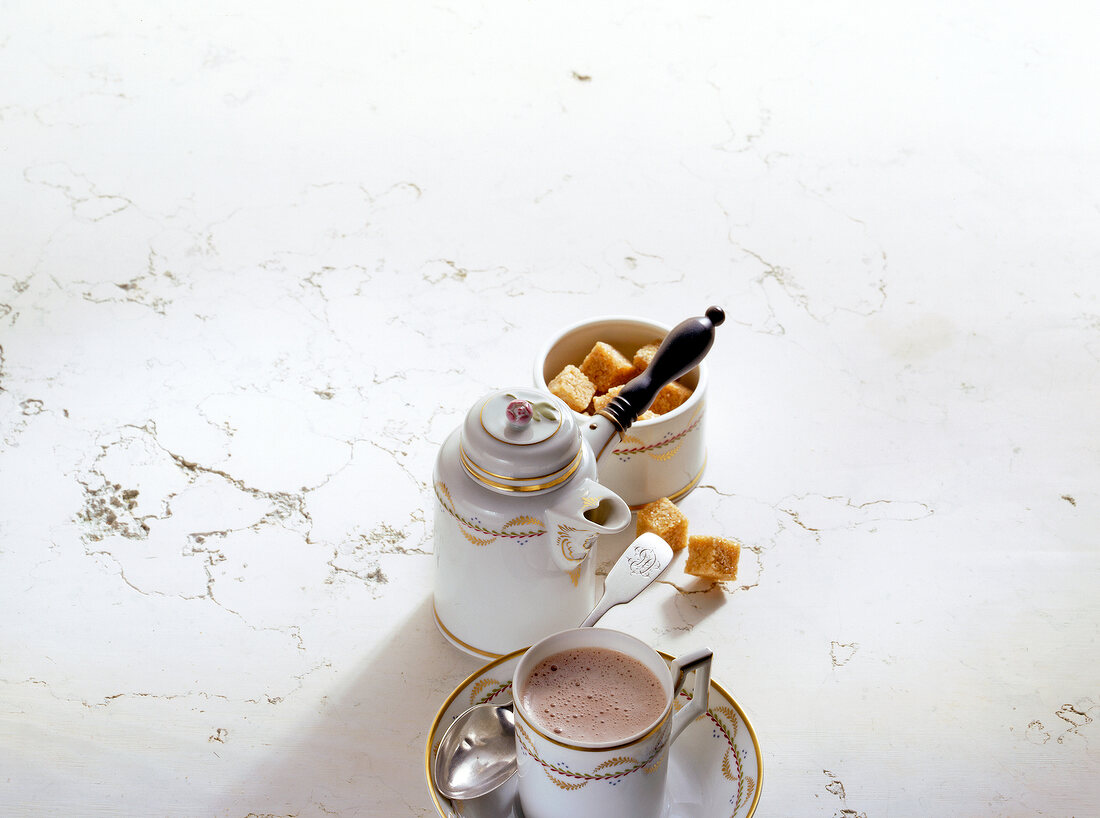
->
{"left": 1, "top": 2, "right": 1098, "bottom": 816}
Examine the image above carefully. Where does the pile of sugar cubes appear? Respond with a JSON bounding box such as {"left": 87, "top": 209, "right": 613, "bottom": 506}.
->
{"left": 636, "top": 497, "right": 741, "bottom": 583}
{"left": 547, "top": 338, "right": 693, "bottom": 418}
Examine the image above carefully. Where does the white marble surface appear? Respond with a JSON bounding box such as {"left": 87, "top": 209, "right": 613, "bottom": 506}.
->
{"left": 2, "top": 2, "right": 1098, "bottom": 816}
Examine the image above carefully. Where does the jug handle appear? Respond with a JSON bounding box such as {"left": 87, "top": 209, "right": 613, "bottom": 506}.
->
{"left": 545, "top": 478, "right": 631, "bottom": 572}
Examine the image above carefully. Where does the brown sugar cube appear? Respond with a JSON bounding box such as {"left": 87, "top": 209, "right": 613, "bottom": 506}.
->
{"left": 580, "top": 342, "right": 636, "bottom": 392}
{"left": 684, "top": 535, "right": 741, "bottom": 581}
{"left": 548, "top": 365, "right": 596, "bottom": 413}
{"left": 591, "top": 385, "right": 623, "bottom": 415}
{"left": 635, "top": 497, "right": 689, "bottom": 552}
{"left": 592, "top": 387, "right": 657, "bottom": 420}
{"left": 649, "top": 380, "right": 692, "bottom": 415}
{"left": 632, "top": 340, "right": 662, "bottom": 370}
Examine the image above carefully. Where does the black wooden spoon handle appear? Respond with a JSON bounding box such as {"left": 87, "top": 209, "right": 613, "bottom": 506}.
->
{"left": 599, "top": 306, "right": 725, "bottom": 432}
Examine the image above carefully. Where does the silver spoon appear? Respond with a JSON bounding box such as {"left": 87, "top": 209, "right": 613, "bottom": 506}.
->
{"left": 433, "top": 532, "right": 675, "bottom": 801}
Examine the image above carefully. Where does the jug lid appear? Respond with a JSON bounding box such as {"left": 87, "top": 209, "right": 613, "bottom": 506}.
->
{"left": 459, "top": 387, "right": 583, "bottom": 493}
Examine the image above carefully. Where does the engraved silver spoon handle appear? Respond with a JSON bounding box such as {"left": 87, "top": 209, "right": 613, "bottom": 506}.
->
{"left": 579, "top": 533, "right": 674, "bottom": 628}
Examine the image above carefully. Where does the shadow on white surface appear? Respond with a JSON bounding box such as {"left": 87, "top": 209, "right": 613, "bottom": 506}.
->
{"left": 216, "top": 593, "right": 485, "bottom": 816}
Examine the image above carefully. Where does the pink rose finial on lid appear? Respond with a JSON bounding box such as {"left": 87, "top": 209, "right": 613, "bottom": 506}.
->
{"left": 505, "top": 398, "right": 534, "bottom": 429}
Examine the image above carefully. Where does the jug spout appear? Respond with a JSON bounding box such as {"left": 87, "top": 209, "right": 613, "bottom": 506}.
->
{"left": 544, "top": 478, "right": 631, "bottom": 572}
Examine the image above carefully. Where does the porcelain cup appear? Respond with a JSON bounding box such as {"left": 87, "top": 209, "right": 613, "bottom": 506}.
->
{"left": 512, "top": 627, "right": 712, "bottom": 818}
{"left": 534, "top": 315, "right": 709, "bottom": 510}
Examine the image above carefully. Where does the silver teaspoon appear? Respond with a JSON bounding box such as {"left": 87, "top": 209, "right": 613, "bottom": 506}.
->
{"left": 432, "top": 532, "right": 674, "bottom": 801}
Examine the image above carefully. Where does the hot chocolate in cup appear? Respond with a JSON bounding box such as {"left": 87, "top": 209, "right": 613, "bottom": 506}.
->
{"left": 521, "top": 644, "right": 667, "bottom": 744}
{"left": 512, "top": 627, "right": 712, "bottom": 818}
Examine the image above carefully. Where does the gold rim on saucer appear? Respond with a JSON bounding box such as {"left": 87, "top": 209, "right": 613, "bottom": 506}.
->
{"left": 425, "top": 649, "right": 762, "bottom": 818}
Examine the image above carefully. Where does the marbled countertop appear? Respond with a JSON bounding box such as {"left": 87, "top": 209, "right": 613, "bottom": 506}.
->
{"left": 2, "top": 3, "right": 1098, "bottom": 816}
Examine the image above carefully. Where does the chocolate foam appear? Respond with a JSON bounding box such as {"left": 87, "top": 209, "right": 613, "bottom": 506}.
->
{"left": 520, "top": 646, "right": 666, "bottom": 743}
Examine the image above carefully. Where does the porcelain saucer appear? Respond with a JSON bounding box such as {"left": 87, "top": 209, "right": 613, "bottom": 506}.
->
{"left": 425, "top": 648, "right": 762, "bottom": 817}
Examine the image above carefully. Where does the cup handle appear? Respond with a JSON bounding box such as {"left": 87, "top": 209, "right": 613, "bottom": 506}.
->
{"left": 668, "top": 648, "right": 712, "bottom": 743}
